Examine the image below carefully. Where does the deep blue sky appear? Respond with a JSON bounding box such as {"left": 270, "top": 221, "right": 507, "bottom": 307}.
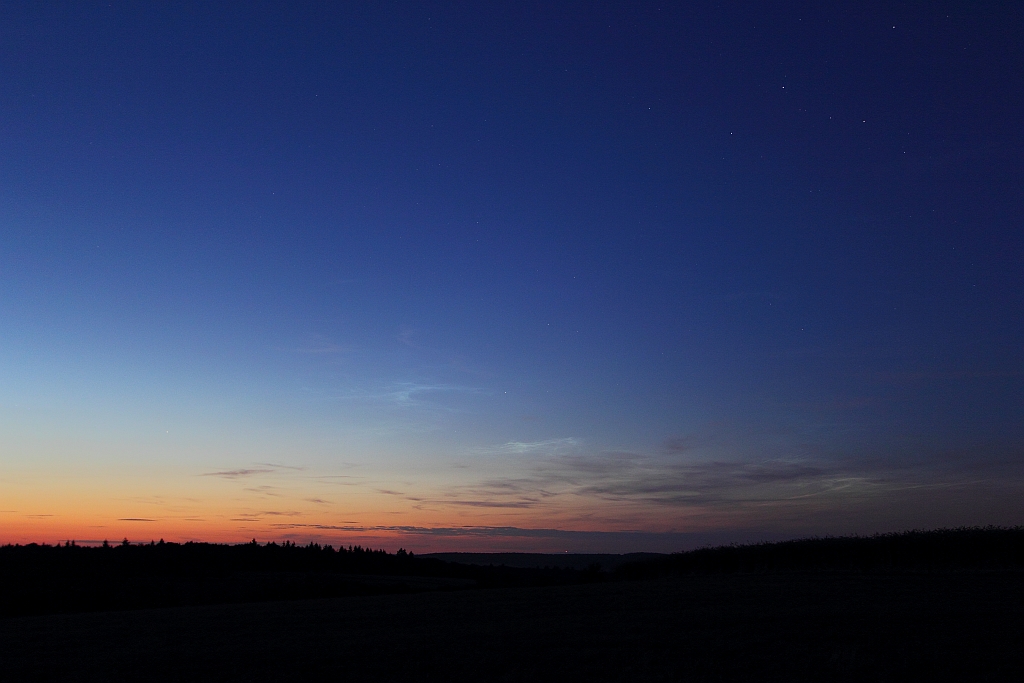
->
{"left": 1, "top": 2, "right": 1022, "bottom": 550}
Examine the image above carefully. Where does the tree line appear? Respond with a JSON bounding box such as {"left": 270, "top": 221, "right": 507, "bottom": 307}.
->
{"left": 0, "top": 538, "right": 590, "bottom": 618}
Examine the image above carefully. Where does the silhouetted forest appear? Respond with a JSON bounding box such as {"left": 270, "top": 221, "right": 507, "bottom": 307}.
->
{"left": 3, "top": 527, "right": 1022, "bottom": 618}
{"left": 0, "top": 538, "right": 594, "bottom": 617}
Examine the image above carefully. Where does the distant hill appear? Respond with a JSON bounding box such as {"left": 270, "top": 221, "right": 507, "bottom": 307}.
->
{"left": 616, "top": 527, "right": 1024, "bottom": 578}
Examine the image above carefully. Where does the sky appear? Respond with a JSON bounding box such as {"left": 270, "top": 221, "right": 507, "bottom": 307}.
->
{"left": 1, "top": 2, "right": 1022, "bottom": 552}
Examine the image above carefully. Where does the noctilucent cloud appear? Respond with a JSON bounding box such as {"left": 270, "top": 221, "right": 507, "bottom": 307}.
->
{"left": 2, "top": 3, "right": 1022, "bottom": 552}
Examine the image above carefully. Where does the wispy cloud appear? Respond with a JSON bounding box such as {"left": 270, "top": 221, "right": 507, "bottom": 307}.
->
{"left": 202, "top": 468, "right": 275, "bottom": 479}
{"left": 444, "top": 499, "right": 538, "bottom": 508}
{"left": 662, "top": 435, "right": 697, "bottom": 454}
{"left": 231, "top": 510, "right": 305, "bottom": 521}
{"left": 385, "top": 382, "right": 482, "bottom": 407}
{"left": 202, "top": 463, "right": 308, "bottom": 479}
{"left": 243, "top": 485, "right": 282, "bottom": 496}
{"left": 331, "top": 381, "right": 482, "bottom": 410}
{"left": 561, "top": 456, "right": 852, "bottom": 505}
{"left": 473, "top": 438, "right": 579, "bottom": 455}
{"left": 434, "top": 445, "right": 1024, "bottom": 514}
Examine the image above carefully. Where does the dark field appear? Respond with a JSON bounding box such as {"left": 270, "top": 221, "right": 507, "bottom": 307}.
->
{"left": 3, "top": 570, "right": 1023, "bottom": 682}
{"left": 421, "top": 551, "right": 664, "bottom": 571}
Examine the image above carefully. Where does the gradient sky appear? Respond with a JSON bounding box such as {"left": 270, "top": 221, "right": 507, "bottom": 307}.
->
{"left": 2, "top": 2, "right": 1022, "bottom": 552}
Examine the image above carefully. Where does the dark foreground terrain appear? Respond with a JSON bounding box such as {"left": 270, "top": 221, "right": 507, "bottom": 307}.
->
{"left": 421, "top": 551, "right": 664, "bottom": 571}
{"left": 2, "top": 569, "right": 1022, "bottom": 682}
{"left": 3, "top": 529, "right": 1023, "bottom": 681}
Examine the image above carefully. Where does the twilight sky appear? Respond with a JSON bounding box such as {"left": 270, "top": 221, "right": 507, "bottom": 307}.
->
{"left": 2, "top": 2, "right": 1022, "bottom": 552}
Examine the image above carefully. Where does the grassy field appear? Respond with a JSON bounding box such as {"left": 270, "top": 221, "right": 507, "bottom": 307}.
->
{"left": 2, "top": 570, "right": 1022, "bottom": 681}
